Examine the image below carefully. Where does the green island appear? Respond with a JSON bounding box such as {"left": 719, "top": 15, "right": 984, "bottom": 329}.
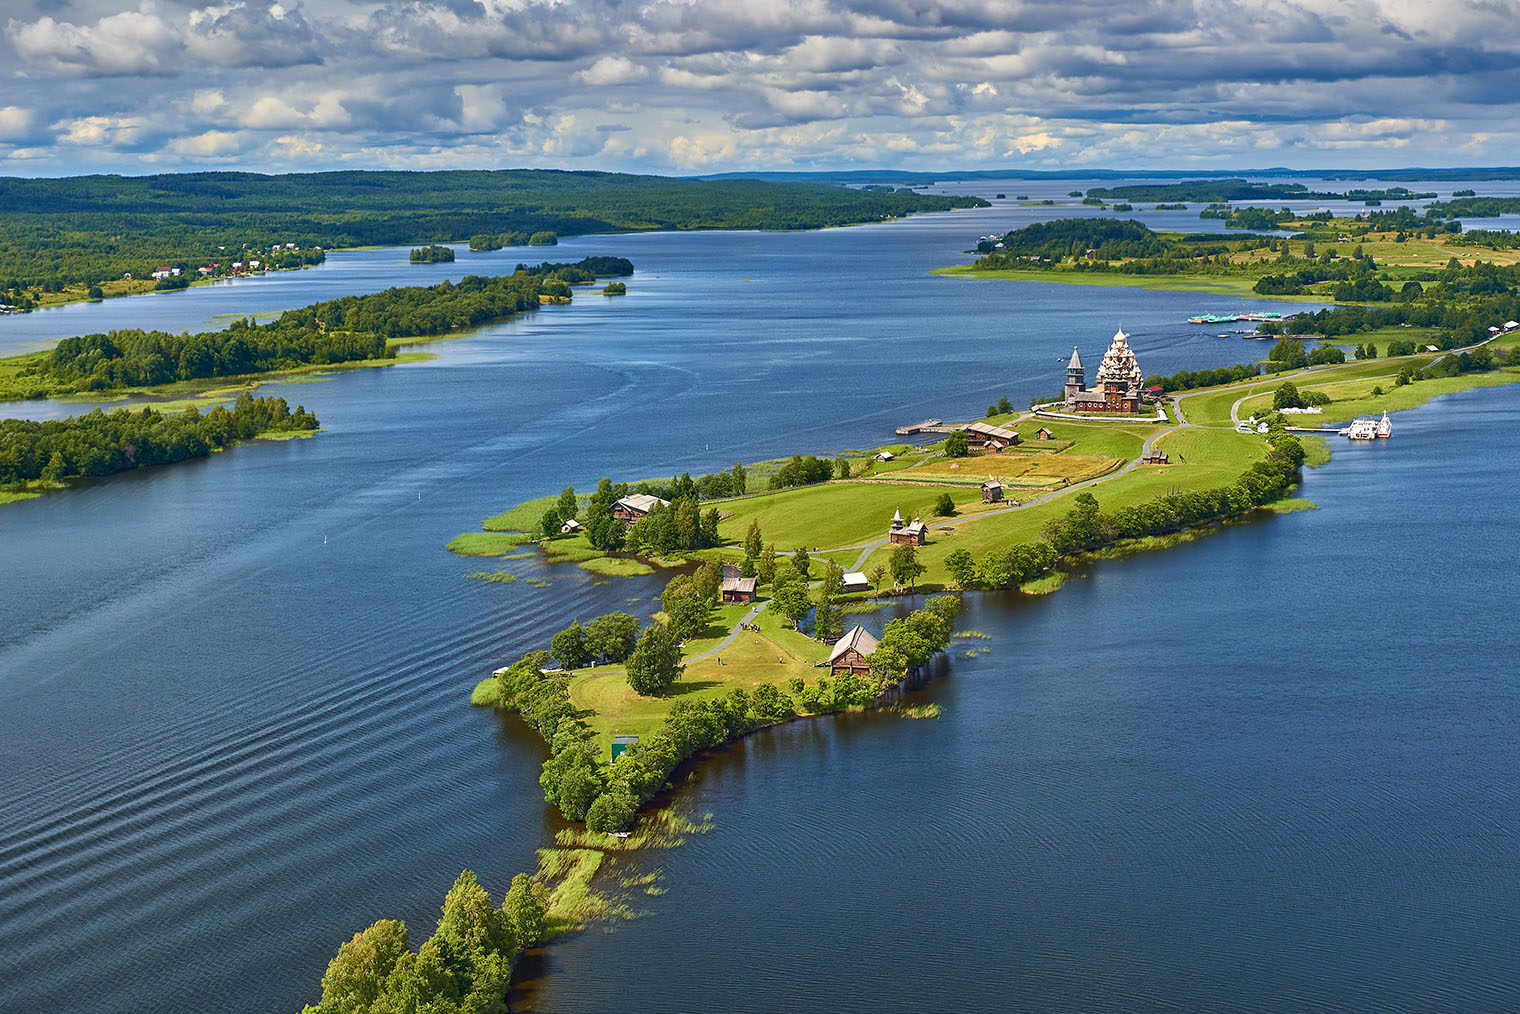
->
{"left": 0, "top": 170, "right": 982, "bottom": 312}
{"left": 409, "top": 244, "right": 456, "bottom": 264}
{"left": 454, "top": 311, "right": 1520, "bottom": 843}
{"left": 0, "top": 259, "right": 633, "bottom": 502}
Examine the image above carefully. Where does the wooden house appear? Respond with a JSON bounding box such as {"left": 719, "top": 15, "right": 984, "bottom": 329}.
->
{"left": 875, "top": 450, "right": 895, "bottom": 461}
{"left": 841, "top": 571, "right": 870, "bottom": 594}
{"left": 1035, "top": 427, "right": 1055, "bottom": 440}
{"left": 824, "top": 625, "right": 879, "bottom": 677}
{"left": 962, "top": 421, "right": 1020, "bottom": 451}
{"left": 980, "top": 477, "right": 1003, "bottom": 503}
{"left": 888, "top": 508, "right": 927, "bottom": 546}
{"left": 721, "top": 575, "right": 757, "bottom": 603}
{"left": 612, "top": 493, "right": 669, "bottom": 529}
{"left": 560, "top": 518, "right": 582, "bottom": 534}
{"left": 1140, "top": 450, "right": 1169, "bottom": 465}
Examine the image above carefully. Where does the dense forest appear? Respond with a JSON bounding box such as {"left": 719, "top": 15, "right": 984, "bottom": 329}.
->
{"left": 0, "top": 170, "right": 983, "bottom": 288}
{"left": 3, "top": 261, "right": 629, "bottom": 398}
{"left": 0, "top": 392, "right": 316, "bottom": 486}
{"left": 974, "top": 218, "right": 1245, "bottom": 263}
{"left": 1084, "top": 180, "right": 1435, "bottom": 203}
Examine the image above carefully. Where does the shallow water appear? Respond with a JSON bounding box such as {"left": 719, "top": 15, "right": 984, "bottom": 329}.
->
{"left": 2, "top": 179, "right": 1517, "bottom": 1013}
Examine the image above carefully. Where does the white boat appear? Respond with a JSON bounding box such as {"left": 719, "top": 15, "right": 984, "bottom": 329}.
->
{"left": 1376, "top": 410, "right": 1392, "bottom": 438}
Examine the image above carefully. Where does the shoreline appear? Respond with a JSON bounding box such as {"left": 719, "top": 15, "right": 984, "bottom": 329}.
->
{"left": 931, "top": 263, "right": 1336, "bottom": 302}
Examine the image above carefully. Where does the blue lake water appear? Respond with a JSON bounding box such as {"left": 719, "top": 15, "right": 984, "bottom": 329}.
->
{"left": 2, "top": 180, "right": 1517, "bottom": 1013}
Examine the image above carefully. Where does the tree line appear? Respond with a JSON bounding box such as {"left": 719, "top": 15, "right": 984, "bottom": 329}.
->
{"left": 0, "top": 391, "right": 317, "bottom": 485}
{"left": 0, "top": 169, "right": 982, "bottom": 289}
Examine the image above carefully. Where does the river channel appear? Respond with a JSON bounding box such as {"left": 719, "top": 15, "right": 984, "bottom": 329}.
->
{"left": 2, "top": 179, "right": 1516, "bottom": 1013}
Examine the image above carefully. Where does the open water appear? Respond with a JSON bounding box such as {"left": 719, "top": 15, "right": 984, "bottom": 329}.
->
{"left": 2, "top": 179, "right": 1517, "bottom": 1013}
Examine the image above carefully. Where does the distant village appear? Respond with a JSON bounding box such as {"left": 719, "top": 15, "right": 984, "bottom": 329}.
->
{"left": 130, "top": 241, "right": 321, "bottom": 284}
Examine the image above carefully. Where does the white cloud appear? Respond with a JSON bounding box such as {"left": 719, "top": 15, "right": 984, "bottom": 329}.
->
{"left": 169, "top": 129, "right": 248, "bottom": 156}
{"left": 574, "top": 56, "right": 651, "bottom": 86}
{"left": 0, "top": 106, "right": 33, "bottom": 140}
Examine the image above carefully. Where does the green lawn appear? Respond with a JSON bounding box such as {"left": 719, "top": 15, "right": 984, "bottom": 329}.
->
{"left": 718, "top": 481, "right": 986, "bottom": 550}
{"left": 568, "top": 602, "right": 828, "bottom": 754}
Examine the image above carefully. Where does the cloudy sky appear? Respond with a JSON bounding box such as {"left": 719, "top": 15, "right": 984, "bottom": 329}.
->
{"left": 1, "top": 0, "right": 1516, "bottom": 176}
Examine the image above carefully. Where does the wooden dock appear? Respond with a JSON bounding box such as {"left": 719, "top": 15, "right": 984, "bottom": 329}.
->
{"left": 895, "top": 418, "right": 960, "bottom": 436}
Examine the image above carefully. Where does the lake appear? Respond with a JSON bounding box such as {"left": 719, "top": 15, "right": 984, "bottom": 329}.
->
{"left": 2, "top": 179, "right": 1516, "bottom": 1013}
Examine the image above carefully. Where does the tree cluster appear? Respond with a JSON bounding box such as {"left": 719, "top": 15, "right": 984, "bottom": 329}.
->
{"left": 0, "top": 391, "right": 316, "bottom": 485}
{"left": 301, "top": 869, "right": 544, "bottom": 1014}
{"left": 409, "top": 244, "right": 455, "bottom": 263}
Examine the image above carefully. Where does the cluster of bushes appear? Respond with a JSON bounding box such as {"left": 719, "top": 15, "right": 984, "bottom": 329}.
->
{"left": 0, "top": 392, "right": 317, "bottom": 485}
{"left": 940, "top": 432, "right": 1305, "bottom": 592}
{"left": 409, "top": 244, "right": 455, "bottom": 263}
{"left": 1265, "top": 337, "right": 1345, "bottom": 369}
{"left": 301, "top": 869, "right": 545, "bottom": 1014}
{"left": 1272, "top": 382, "right": 1331, "bottom": 409}
{"left": 768, "top": 454, "right": 836, "bottom": 490}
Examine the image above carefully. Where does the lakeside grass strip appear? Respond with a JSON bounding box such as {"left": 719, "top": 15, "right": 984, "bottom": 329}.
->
{"left": 446, "top": 531, "right": 534, "bottom": 556}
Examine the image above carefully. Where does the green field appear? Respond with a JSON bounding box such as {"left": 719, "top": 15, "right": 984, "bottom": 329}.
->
{"left": 567, "top": 604, "right": 824, "bottom": 752}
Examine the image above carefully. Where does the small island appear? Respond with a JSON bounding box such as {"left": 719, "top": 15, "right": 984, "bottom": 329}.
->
{"left": 409, "top": 244, "right": 456, "bottom": 263}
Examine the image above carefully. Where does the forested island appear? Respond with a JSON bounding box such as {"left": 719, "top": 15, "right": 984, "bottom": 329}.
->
{"left": 0, "top": 170, "right": 982, "bottom": 303}
{"left": 409, "top": 244, "right": 456, "bottom": 263}
{"left": 0, "top": 258, "right": 633, "bottom": 401}
{"left": 0, "top": 392, "right": 317, "bottom": 501}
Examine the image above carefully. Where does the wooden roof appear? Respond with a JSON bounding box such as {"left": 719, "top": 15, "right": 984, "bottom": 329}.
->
{"left": 826, "top": 625, "right": 879, "bottom": 664}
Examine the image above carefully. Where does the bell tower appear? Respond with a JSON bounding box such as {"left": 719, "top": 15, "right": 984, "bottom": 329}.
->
{"left": 1064, "top": 346, "right": 1086, "bottom": 403}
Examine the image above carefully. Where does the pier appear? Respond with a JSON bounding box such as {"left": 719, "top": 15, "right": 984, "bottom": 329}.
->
{"left": 895, "top": 418, "right": 960, "bottom": 436}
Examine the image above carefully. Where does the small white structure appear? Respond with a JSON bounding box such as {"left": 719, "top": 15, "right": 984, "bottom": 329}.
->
{"left": 841, "top": 571, "right": 870, "bottom": 593}
{"left": 560, "top": 518, "right": 581, "bottom": 534}
{"left": 875, "top": 451, "right": 895, "bottom": 461}
{"left": 151, "top": 267, "right": 172, "bottom": 280}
